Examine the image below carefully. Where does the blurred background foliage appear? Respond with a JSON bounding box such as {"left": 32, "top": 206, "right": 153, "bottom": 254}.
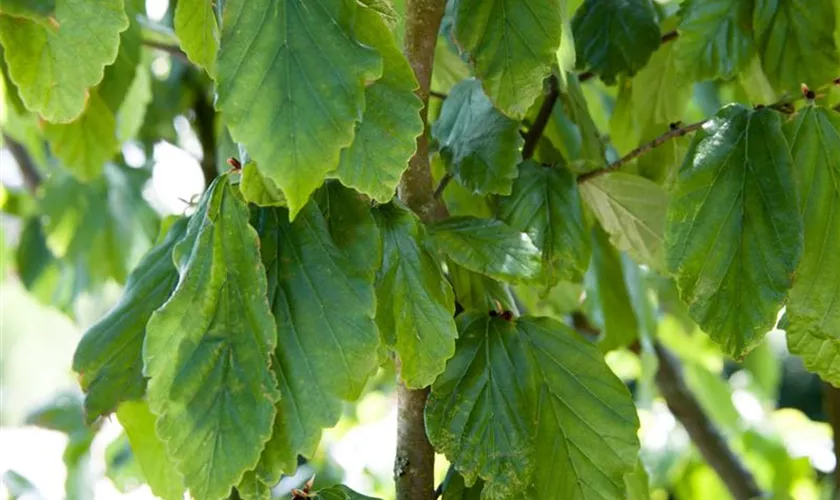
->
{"left": 2, "top": 0, "right": 840, "bottom": 499}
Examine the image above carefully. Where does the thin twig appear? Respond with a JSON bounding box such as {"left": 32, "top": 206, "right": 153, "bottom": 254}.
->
{"left": 433, "top": 173, "right": 452, "bottom": 199}
{"left": 142, "top": 39, "right": 189, "bottom": 63}
{"left": 522, "top": 75, "right": 559, "bottom": 159}
{"left": 3, "top": 134, "right": 41, "bottom": 193}
{"left": 577, "top": 120, "right": 705, "bottom": 183}
{"left": 430, "top": 90, "right": 448, "bottom": 100}
{"left": 655, "top": 343, "right": 763, "bottom": 500}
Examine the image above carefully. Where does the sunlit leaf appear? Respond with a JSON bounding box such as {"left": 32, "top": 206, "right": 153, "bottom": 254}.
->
{"left": 784, "top": 106, "right": 840, "bottom": 385}
{"left": 580, "top": 172, "right": 669, "bottom": 274}
{"left": 0, "top": 0, "right": 127, "bottom": 122}
{"left": 116, "top": 401, "right": 185, "bottom": 500}
{"left": 240, "top": 161, "right": 287, "bottom": 207}
{"left": 452, "top": 0, "right": 562, "bottom": 117}
{"left": 175, "top": 0, "right": 219, "bottom": 77}
{"left": 143, "top": 175, "right": 280, "bottom": 500}
{"left": 334, "top": 4, "right": 423, "bottom": 203}
{"left": 216, "top": 0, "right": 383, "bottom": 217}
{"left": 665, "top": 105, "right": 802, "bottom": 358}
{"left": 44, "top": 92, "right": 117, "bottom": 180}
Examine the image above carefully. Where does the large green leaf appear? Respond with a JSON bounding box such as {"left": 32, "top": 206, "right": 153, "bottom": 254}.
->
{"left": 44, "top": 92, "right": 117, "bottom": 180}
{"left": 496, "top": 161, "right": 590, "bottom": 288}
{"left": 249, "top": 188, "right": 380, "bottom": 483}
{"left": 755, "top": 0, "right": 840, "bottom": 92}
{"left": 116, "top": 401, "right": 185, "bottom": 500}
{"left": 665, "top": 105, "right": 802, "bottom": 358}
{"left": 432, "top": 78, "right": 523, "bottom": 196}
{"left": 216, "top": 0, "right": 383, "bottom": 217}
{"left": 571, "top": 0, "right": 660, "bottom": 84}
{"left": 425, "top": 313, "right": 535, "bottom": 498}
{"left": 426, "top": 314, "right": 640, "bottom": 498}
{"left": 143, "top": 175, "right": 280, "bottom": 500}
{"left": 428, "top": 216, "right": 541, "bottom": 284}
{"left": 72, "top": 218, "right": 187, "bottom": 422}
{"left": 520, "top": 317, "right": 640, "bottom": 499}
{"left": 333, "top": 4, "right": 423, "bottom": 203}
{"left": 174, "top": 0, "right": 219, "bottom": 77}
{"left": 451, "top": 0, "right": 562, "bottom": 117}
{"left": 448, "top": 259, "right": 516, "bottom": 313}
{"left": 783, "top": 106, "right": 840, "bottom": 385}
{"left": 373, "top": 202, "right": 457, "bottom": 388}
{"left": 673, "top": 0, "right": 755, "bottom": 81}
{"left": 580, "top": 172, "right": 669, "bottom": 274}
{"left": 0, "top": 0, "right": 127, "bottom": 122}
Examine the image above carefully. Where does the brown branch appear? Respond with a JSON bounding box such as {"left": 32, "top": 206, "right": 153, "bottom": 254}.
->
{"left": 522, "top": 75, "right": 559, "bottom": 159}
{"left": 191, "top": 86, "right": 219, "bottom": 187}
{"left": 3, "top": 134, "right": 41, "bottom": 193}
{"left": 655, "top": 343, "right": 763, "bottom": 500}
{"left": 430, "top": 89, "right": 448, "bottom": 100}
{"left": 395, "top": 1, "right": 449, "bottom": 499}
{"left": 432, "top": 173, "right": 452, "bottom": 200}
{"left": 577, "top": 120, "right": 705, "bottom": 183}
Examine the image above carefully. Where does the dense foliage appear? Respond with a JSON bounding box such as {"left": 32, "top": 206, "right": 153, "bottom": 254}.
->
{"left": 1, "top": 0, "right": 840, "bottom": 499}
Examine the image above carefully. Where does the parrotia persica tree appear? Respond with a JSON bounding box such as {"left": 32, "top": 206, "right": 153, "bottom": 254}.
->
{"left": 1, "top": 0, "right": 840, "bottom": 498}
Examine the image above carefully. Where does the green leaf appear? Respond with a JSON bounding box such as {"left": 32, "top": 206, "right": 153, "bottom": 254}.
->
{"left": 72, "top": 218, "right": 188, "bottom": 422}
{"left": 572, "top": 0, "right": 660, "bottom": 84}
{"left": 0, "top": 0, "right": 54, "bottom": 21}
{"left": 116, "top": 401, "right": 185, "bottom": 500}
{"left": 624, "top": 459, "right": 651, "bottom": 500}
{"left": 143, "top": 175, "right": 280, "bottom": 500}
{"left": 333, "top": 4, "right": 423, "bottom": 203}
{"left": 521, "top": 316, "right": 640, "bottom": 499}
{"left": 40, "top": 164, "right": 157, "bottom": 286}
{"left": 15, "top": 216, "right": 80, "bottom": 313}
{"left": 665, "top": 105, "right": 802, "bottom": 358}
{"left": 631, "top": 19, "right": 690, "bottom": 130}
{"left": 216, "top": 0, "right": 383, "bottom": 217}
{"left": 116, "top": 53, "right": 152, "bottom": 142}
{"left": 496, "top": 161, "right": 591, "bottom": 288}
{"left": 426, "top": 314, "right": 641, "bottom": 498}
{"left": 432, "top": 78, "right": 523, "bottom": 196}
{"left": 448, "top": 259, "right": 516, "bottom": 313}
{"left": 175, "top": 0, "right": 219, "bottom": 77}
{"left": 580, "top": 172, "right": 669, "bottom": 274}
{"left": 755, "top": 0, "right": 840, "bottom": 93}
{"left": 452, "top": 0, "right": 562, "bottom": 117}
{"left": 251, "top": 192, "right": 380, "bottom": 480}
{"left": 425, "top": 314, "right": 535, "bottom": 498}
{"left": 315, "top": 484, "right": 381, "bottom": 500}
{"left": 428, "top": 216, "right": 541, "bottom": 284}
{"left": 559, "top": 75, "right": 605, "bottom": 163}
{"left": 0, "top": 0, "right": 128, "bottom": 122}
{"left": 673, "top": 0, "right": 755, "bottom": 81}
{"left": 441, "top": 471, "right": 483, "bottom": 500}
{"left": 98, "top": 0, "right": 143, "bottom": 114}
{"left": 240, "top": 161, "right": 287, "bottom": 207}
{"left": 584, "top": 226, "right": 640, "bottom": 352}
{"left": 44, "top": 92, "right": 118, "bottom": 180}
{"left": 373, "top": 202, "right": 457, "bottom": 388}
{"left": 783, "top": 106, "right": 840, "bottom": 385}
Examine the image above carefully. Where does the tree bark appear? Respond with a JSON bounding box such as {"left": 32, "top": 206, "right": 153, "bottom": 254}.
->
{"left": 654, "top": 343, "right": 763, "bottom": 500}
{"left": 395, "top": 1, "right": 448, "bottom": 499}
